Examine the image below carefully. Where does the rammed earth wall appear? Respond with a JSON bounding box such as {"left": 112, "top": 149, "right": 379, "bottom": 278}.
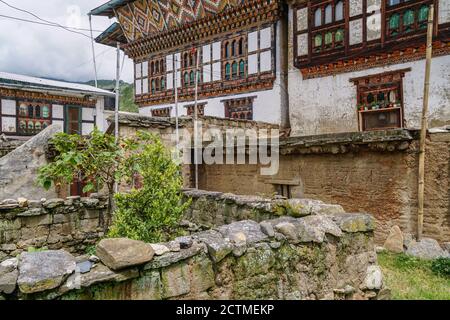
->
{"left": 197, "top": 130, "right": 450, "bottom": 244}
{"left": 0, "top": 213, "right": 389, "bottom": 300}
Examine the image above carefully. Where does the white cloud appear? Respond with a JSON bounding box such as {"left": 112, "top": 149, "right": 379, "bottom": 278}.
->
{"left": 0, "top": 0, "right": 133, "bottom": 83}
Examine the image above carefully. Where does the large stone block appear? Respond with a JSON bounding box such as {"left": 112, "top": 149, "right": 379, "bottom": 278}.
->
{"left": 189, "top": 255, "right": 215, "bottom": 293}
{"left": 406, "top": 238, "right": 448, "bottom": 260}
{"left": 161, "top": 263, "right": 190, "bottom": 298}
{"left": 131, "top": 270, "right": 162, "bottom": 300}
{"left": 383, "top": 225, "right": 404, "bottom": 253}
{"left": 96, "top": 238, "right": 154, "bottom": 270}
{"left": 17, "top": 250, "right": 76, "bottom": 294}
{"left": 193, "top": 230, "right": 232, "bottom": 263}
{"left": 332, "top": 213, "right": 375, "bottom": 233}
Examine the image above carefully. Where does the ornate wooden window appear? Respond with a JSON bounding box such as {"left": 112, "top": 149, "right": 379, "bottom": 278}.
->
{"left": 185, "top": 103, "right": 206, "bottom": 117}
{"left": 182, "top": 49, "right": 200, "bottom": 88}
{"left": 293, "top": 0, "right": 445, "bottom": 77}
{"left": 151, "top": 107, "right": 171, "bottom": 117}
{"left": 17, "top": 101, "right": 51, "bottom": 135}
{"left": 222, "top": 96, "right": 255, "bottom": 120}
{"left": 351, "top": 68, "right": 410, "bottom": 131}
{"left": 310, "top": 1, "right": 346, "bottom": 54}
{"left": 386, "top": 0, "right": 433, "bottom": 39}
{"left": 223, "top": 36, "right": 247, "bottom": 81}
{"left": 148, "top": 57, "right": 165, "bottom": 95}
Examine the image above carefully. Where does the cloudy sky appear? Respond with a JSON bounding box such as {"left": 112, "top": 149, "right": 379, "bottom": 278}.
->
{"left": 0, "top": 0, "right": 133, "bottom": 83}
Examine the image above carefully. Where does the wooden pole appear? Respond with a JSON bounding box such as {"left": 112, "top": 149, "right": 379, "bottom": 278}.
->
{"left": 88, "top": 14, "right": 98, "bottom": 88}
{"left": 114, "top": 41, "right": 121, "bottom": 194}
{"left": 174, "top": 56, "right": 179, "bottom": 155}
{"left": 194, "top": 48, "right": 200, "bottom": 189}
{"left": 417, "top": 4, "right": 434, "bottom": 241}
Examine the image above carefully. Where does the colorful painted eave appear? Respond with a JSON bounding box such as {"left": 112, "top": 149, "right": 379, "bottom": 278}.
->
{"left": 90, "top": 0, "right": 135, "bottom": 18}
{"left": 123, "top": 0, "right": 283, "bottom": 58}
{"left": 95, "top": 22, "right": 128, "bottom": 47}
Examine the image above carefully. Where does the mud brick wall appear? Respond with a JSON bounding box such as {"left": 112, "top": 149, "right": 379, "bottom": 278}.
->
{"left": 0, "top": 195, "right": 108, "bottom": 262}
{"left": 198, "top": 130, "right": 450, "bottom": 244}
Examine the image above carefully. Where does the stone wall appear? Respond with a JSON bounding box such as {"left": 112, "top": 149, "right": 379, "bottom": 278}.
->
{"left": 197, "top": 130, "right": 450, "bottom": 244}
{"left": 0, "top": 138, "right": 25, "bottom": 158}
{"left": 0, "top": 195, "right": 108, "bottom": 262}
{"left": 0, "top": 124, "right": 61, "bottom": 200}
{"left": 183, "top": 189, "right": 346, "bottom": 229}
{"left": 0, "top": 213, "right": 389, "bottom": 300}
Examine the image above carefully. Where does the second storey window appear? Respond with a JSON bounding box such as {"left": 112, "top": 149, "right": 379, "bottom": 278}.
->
{"left": 223, "top": 36, "right": 247, "bottom": 80}
{"left": 182, "top": 50, "right": 201, "bottom": 88}
{"left": 149, "top": 57, "right": 166, "bottom": 94}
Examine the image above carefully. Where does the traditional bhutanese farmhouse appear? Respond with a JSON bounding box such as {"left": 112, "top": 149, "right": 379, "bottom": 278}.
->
{"left": 288, "top": 0, "right": 450, "bottom": 136}
{"left": 91, "top": 0, "right": 289, "bottom": 127}
{"left": 0, "top": 72, "right": 115, "bottom": 137}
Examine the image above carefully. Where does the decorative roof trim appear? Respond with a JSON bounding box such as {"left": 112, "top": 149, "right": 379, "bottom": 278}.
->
{"left": 122, "top": 0, "right": 283, "bottom": 58}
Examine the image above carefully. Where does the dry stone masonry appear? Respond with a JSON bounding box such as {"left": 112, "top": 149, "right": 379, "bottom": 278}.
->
{"left": 0, "top": 194, "right": 108, "bottom": 262}
{"left": 0, "top": 211, "right": 389, "bottom": 300}
{"left": 183, "top": 189, "right": 346, "bottom": 228}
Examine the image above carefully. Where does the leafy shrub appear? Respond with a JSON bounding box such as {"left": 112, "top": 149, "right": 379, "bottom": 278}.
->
{"left": 431, "top": 257, "right": 450, "bottom": 277}
{"left": 108, "top": 132, "right": 191, "bottom": 243}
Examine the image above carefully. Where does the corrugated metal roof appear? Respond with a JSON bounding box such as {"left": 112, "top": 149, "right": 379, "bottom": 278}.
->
{"left": 0, "top": 72, "right": 115, "bottom": 97}
{"left": 90, "top": 0, "right": 134, "bottom": 17}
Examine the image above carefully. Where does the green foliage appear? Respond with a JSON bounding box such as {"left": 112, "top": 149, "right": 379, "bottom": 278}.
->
{"left": 27, "top": 246, "right": 48, "bottom": 253}
{"left": 431, "top": 257, "right": 450, "bottom": 277}
{"left": 37, "top": 128, "right": 138, "bottom": 195}
{"left": 108, "top": 132, "right": 191, "bottom": 243}
{"left": 119, "top": 83, "right": 139, "bottom": 113}
{"left": 85, "top": 245, "right": 97, "bottom": 256}
{"left": 83, "top": 80, "right": 138, "bottom": 113}
{"left": 378, "top": 252, "right": 450, "bottom": 300}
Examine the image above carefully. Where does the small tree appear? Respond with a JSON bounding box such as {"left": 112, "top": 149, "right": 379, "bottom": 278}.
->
{"left": 108, "top": 132, "right": 190, "bottom": 243}
{"left": 37, "top": 128, "right": 138, "bottom": 227}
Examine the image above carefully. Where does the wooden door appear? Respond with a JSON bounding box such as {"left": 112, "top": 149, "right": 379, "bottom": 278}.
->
{"left": 65, "top": 105, "right": 81, "bottom": 134}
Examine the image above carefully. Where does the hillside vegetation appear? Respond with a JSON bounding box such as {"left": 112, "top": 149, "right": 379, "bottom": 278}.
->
{"left": 84, "top": 80, "right": 138, "bottom": 113}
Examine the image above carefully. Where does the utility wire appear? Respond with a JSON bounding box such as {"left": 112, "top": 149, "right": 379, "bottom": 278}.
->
{"left": 0, "top": 0, "right": 94, "bottom": 39}
{"left": 0, "top": 13, "right": 103, "bottom": 32}
{"left": 72, "top": 47, "right": 114, "bottom": 70}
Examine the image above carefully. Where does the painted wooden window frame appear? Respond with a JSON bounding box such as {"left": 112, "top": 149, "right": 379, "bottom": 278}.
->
{"left": 222, "top": 96, "right": 257, "bottom": 120}
{"left": 151, "top": 107, "right": 172, "bottom": 117}
{"left": 351, "top": 68, "right": 410, "bottom": 131}
{"left": 184, "top": 102, "right": 206, "bottom": 117}
{"left": 293, "top": 0, "right": 444, "bottom": 70}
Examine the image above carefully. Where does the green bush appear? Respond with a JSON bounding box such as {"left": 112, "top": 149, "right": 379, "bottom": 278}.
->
{"left": 431, "top": 257, "right": 450, "bottom": 277}
{"left": 108, "top": 132, "right": 190, "bottom": 243}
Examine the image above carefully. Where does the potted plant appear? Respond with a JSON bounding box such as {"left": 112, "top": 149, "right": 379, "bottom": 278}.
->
{"left": 357, "top": 103, "right": 365, "bottom": 111}
{"left": 371, "top": 101, "right": 379, "bottom": 110}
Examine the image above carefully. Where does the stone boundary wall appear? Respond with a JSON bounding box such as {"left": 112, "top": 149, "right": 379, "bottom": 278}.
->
{"left": 0, "top": 195, "right": 108, "bottom": 262}
{"left": 0, "top": 213, "right": 389, "bottom": 300}
{"left": 182, "top": 189, "right": 346, "bottom": 228}
{"left": 0, "top": 138, "right": 25, "bottom": 158}
{"left": 1, "top": 189, "right": 346, "bottom": 263}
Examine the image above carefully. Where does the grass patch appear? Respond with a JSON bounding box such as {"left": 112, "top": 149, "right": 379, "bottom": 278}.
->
{"left": 378, "top": 252, "right": 450, "bottom": 300}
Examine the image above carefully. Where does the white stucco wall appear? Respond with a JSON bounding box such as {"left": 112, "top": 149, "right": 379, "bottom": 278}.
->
{"left": 287, "top": 7, "right": 450, "bottom": 136}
